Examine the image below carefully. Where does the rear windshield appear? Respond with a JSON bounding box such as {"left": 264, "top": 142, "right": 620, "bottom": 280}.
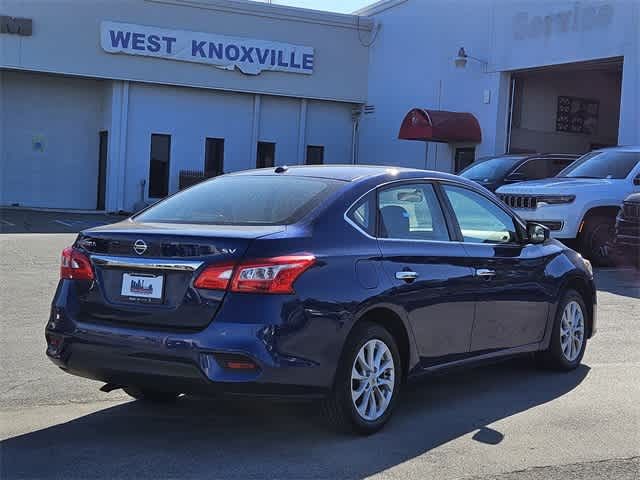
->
{"left": 134, "top": 175, "right": 345, "bottom": 226}
{"left": 558, "top": 151, "right": 640, "bottom": 179}
{"left": 459, "top": 156, "right": 524, "bottom": 182}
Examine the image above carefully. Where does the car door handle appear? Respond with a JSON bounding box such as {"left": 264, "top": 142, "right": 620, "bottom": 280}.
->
{"left": 396, "top": 271, "right": 419, "bottom": 282}
{"left": 476, "top": 269, "right": 496, "bottom": 278}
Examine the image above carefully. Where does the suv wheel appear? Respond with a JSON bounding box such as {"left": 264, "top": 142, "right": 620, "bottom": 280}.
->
{"left": 536, "top": 289, "right": 588, "bottom": 370}
{"left": 123, "top": 387, "right": 181, "bottom": 403}
{"left": 579, "top": 216, "right": 615, "bottom": 266}
{"left": 322, "top": 322, "right": 401, "bottom": 435}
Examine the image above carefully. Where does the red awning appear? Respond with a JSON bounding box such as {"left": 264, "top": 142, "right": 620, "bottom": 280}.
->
{"left": 398, "top": 109, "right": 481, "bottom": 143}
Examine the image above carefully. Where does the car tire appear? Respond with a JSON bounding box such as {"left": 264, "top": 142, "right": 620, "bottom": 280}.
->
{"left": 123, "top": 386, "right": 181, "bottom": 403}
{"left": 322, "top": 322, "right": 402, "bottom": 435}
{"left": 536, "top": 289, "right": 588, "bottom": 371}
{"left": 579, "top": 216, "right": 615, "bottom": 267}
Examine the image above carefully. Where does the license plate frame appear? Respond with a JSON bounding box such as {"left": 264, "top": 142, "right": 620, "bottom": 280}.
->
{"left": 120, "top": 272, "right": 164, "bottom": 303}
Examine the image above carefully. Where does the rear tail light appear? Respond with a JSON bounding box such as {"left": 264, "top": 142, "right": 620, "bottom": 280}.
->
{"left": 194, "top": 255, "right": 315, "bottom": 294}
{"left": 193, "top": 263, "right": 235, "bottom": 290}
{"left": 231, "top": 256, "right": 316, "bottom": 294}
{"left": 60, "top": 247, "right": 94, "bottom": 280}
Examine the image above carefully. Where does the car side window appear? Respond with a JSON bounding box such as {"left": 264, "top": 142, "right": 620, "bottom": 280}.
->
{"left": 443, "top": 185, "right": 518, "bottom": 244}
{"left": 514, "top": 158, "right": 576, "bottom": 180}
{"left": 346, "top": 193, "right": 375, "bottom": 236}
{"left": 377, "top": 183, "right": 449, "bottom": 241}
{"left": 550, "top": 159, "right": 576, "bottom": 176}
{"left": 512, "top": 158, "right": 550, "bottom": 180}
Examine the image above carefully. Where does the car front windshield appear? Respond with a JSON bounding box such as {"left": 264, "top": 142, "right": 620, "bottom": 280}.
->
{"left": 134, "top": 175, "right": 345, "bottom": 225}
{"left": 459, "top": 156, "right": 524, "bottom": 182}
{"left": 558, "top": 151, "right": 640, "bottom": 179}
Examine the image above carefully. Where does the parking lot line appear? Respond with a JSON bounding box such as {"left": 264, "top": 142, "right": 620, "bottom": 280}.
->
{"left": 53, "top": 220, "right": 75, "bottom": 228}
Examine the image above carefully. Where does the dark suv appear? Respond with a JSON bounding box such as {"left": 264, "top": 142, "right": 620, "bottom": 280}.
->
{"left": 614, "top": 192, "right": 640, "bottom": 266}
{"left": 460, "top": 154, "right": 578, "bottom": 192}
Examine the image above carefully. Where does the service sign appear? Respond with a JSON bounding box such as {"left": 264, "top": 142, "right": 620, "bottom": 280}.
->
{"left": 100, "top": 21, "right": 314, "bottom": 76}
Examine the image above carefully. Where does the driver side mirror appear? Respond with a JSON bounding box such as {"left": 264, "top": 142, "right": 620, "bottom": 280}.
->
{"left": 527, "top": 222, "right": 549, "bottom": 244}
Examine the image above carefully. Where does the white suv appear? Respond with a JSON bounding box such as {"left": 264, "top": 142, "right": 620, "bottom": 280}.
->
{"left": 496, "top": 146, "right": 640, "bottom": 266}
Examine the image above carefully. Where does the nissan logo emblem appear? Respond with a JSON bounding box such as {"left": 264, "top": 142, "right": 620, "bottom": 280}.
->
{"left": 133, "top": 239, "right": 148, "bottom": 255}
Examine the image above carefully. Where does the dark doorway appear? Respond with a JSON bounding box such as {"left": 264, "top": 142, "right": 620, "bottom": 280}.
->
{"left": 306, "top": 145, "right": 324, "bottom": 165}
{"left": 256, "top": 142, "right": 276, "bottom": 169}
{"left": 507, "top": 57, "right": 623, "bottom": 155}
{"left": 205, "top": 138, "right": 224, "bottom": 177}
{"left": 454, "top": 147, "right": 475, "bottom": 173}
{"left": 97, "top": 131, "right": 108, "bottom": 210}
{"left": 149, "top": 134, "right": 171, "bottom": 198}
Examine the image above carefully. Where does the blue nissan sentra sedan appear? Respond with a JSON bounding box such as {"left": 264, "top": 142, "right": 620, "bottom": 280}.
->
{"left": 46, "top": 165, "right": 596, "bottom": 434}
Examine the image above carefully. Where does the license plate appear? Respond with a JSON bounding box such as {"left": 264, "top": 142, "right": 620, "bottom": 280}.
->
{"left": 121, "top": 273, "right": 163, "bottom": 300}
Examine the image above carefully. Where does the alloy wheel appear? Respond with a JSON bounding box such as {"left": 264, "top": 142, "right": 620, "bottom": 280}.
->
{"left": 351, "top": 339, "right": 395, "bottom": 421}
{"left": 560, "top": 300, "right": 585, "bottom": 362}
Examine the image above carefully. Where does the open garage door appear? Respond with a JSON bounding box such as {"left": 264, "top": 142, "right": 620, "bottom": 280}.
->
{"left": 507, "top": 57, "right": 623, "bottom": 155}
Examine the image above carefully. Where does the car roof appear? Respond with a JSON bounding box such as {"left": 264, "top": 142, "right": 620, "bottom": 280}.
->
{"left": 591, "top": 145, "right": 640, "bottom": 153}
{"left": 226, "top": 164, "right": 454, "bottom": 182}
{"left": 476, "top": 153, "right": 579, "bottom": 163}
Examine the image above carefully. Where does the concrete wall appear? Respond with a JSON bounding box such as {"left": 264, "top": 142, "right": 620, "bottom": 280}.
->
{"left": 259, "top": 95, "right": 301, "bottom": 166}
{"left": 1, "top": 0, "right": 371, "bottom": 103}
{"left": 306, "top": 100, "right": 355, "bottom": 165}
{"left": 0, "top": 0, "right": 368, "bottom": 210}
{"left": 120, "top": 82, "right": 355, "bottom": 210}
{"left": 124, "top": 82, "right": 255, "bottom": 207}
{"left": 0, "top": 68, "right": 356, "bottom": 211}
{"left": 360, "top": 0, "right": 640, "bottom": 172}
{"left": 358, "top": 0, "right": 498, "bottom": 171}
{"left": 0, "top": 70, "right": 105, "bottom": 209}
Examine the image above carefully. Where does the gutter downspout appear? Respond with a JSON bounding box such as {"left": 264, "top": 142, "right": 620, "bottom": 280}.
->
{"left": 351, "top": 106, "right": 361, "bottom": 164}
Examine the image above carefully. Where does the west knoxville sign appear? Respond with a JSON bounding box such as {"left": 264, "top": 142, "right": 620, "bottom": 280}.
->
{"left": 100, "top": 21, "right": 314, "bottom": 76}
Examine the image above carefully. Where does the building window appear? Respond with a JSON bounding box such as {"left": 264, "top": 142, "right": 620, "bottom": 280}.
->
{"left": 205, "top": 138, "right": 224, "bottom": 177}
{"left": 454, "top": 147, "right": 475, "bottom": 173}
{"left": 306, "top": 145, "right": 324, "bottom": 165}
{"left": 257, "top": 142, "right": 276, "bottom": 169}
{"left": 149, "top": 134, "right": 171, "bottom": 198}
{"left": 97, "top": 131, "right": 108, "bottom": 210}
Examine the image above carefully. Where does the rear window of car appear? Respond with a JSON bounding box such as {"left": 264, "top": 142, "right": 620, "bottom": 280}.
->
{"left": 512, "top": 157, "right": 576, "bottom": 180}
{"left": 134, "top": 175, "right": 345, "bottom": 226}
{"left": 459, "top": 156, "right": 524, "bottom": 182}
{"left": 558, "top": 151, "right": 640, "bottom": 179}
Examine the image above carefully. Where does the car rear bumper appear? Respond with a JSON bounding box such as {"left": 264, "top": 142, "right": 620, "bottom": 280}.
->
{"left": 45, "top": 305, "right": 332, "bottom": 399}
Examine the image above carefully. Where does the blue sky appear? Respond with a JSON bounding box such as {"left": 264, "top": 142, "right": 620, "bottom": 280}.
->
{"left": 254, "top": 0, "right": 374, "bottom": 14}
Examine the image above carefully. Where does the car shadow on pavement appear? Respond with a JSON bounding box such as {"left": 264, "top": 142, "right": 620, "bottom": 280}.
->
{"left": 595, "top": 268, "right": 640, "bottom": 299}
{"left": 1, "top": 360, "right": 589, "bottom": 479}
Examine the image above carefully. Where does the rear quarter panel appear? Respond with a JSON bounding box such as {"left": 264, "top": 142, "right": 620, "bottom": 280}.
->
{"left": 218, "top": 181, "right": 420, "bottom": 388}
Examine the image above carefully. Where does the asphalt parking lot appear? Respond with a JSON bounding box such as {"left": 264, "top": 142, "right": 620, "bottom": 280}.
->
{"left": 0, "top": 208, "right": 126, "bottom": 234}
{"left": 0, "top": 217, "right": 638, "bottom": 479}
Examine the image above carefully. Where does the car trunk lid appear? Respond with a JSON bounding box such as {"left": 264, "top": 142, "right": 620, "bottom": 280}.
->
{"left": 73, "top": 221, "right": 284, "bottom": 329}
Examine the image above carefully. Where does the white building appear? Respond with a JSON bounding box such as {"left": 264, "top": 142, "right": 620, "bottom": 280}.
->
{"left": 0, "top": 0, "right": 371, "bottom": 211}
{"left": 1, "top": 0, "right": 638, "bottom": 212}
{"left": 358, "top": 0, "right": 639, "bottom": 174}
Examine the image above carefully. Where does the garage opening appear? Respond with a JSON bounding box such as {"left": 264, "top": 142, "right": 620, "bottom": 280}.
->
{"left": 507, "top": 57, "right": 623, "bottom": 155}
